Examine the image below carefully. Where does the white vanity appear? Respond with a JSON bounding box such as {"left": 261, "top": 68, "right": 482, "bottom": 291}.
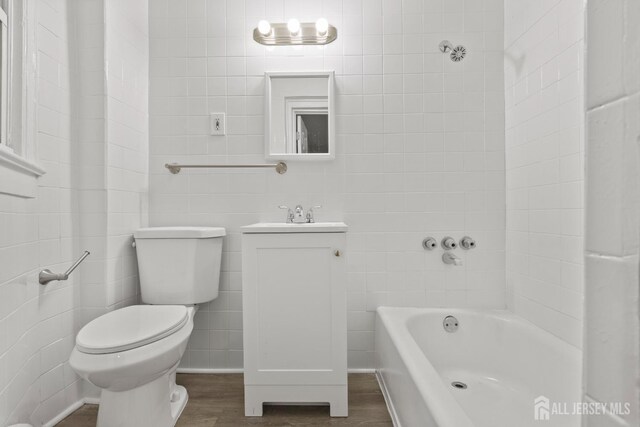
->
{"left": 241, "top": 222, "right": 348, "bottom": 417}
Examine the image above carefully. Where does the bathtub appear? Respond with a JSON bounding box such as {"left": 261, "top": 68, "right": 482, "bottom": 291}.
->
{"left": 375, "top": 307, "right": 581, "bottom": 427}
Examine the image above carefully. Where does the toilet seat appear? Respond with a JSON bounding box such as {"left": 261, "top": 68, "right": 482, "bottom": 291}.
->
{"left": 76, "top": 305, "right": 189, "bottom": 354}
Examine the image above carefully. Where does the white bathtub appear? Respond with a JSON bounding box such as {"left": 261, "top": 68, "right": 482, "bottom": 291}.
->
{"left": 375, "top": 307, "right": 581, "bottom": 427}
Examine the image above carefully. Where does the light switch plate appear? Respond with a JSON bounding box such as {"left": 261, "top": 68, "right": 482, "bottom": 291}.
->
{"left": 210, "top": 113, "right": 226, "bottom": 135}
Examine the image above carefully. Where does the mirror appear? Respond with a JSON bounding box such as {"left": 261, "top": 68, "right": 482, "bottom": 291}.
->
{"left": 265, "top": 71, "right": 335, "bottom": 160}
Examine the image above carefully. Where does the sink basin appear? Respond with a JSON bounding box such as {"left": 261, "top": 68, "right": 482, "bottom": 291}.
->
{"left": 241, "top": 222, "right": 348, "bottom": 233}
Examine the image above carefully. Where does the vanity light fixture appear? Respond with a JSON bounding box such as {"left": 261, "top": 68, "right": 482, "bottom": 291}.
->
{"left": 287, "top": 18, "right": 301, "bottom": 35}
{"left": 253, "top": 18, "right": 337, "bottom": 46}
{"left": 315, "top": 18, "right": 329, "bottom": 35}
{"left": 258, "top": 19, "right": 272, "bottom": 36}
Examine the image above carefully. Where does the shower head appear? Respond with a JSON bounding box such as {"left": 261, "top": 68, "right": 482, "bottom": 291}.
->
{"left": 439, "top": 40, "right": 455, "bottom": 53}
{"left": 439, "top": 40, "right": 466, "bottom": 62}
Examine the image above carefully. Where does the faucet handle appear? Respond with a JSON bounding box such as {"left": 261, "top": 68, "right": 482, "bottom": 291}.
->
{"left": 278, "top": 205, "right": 294, "bottom": 223}
{"left": 441, "top": 236, "right": 457, "bottom": 250}
{"left": 306, "top": 205, "right": 322, "bottom": 223}
{"left": 460, "top": 236, "right": 476, "bottom": 250}
{"left": 422, "top": 237, "right": 437, "bottom": 250}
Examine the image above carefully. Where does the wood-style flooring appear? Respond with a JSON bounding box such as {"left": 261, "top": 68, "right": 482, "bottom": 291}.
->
{"left": 56, "top": 373, "right": 393, "bottom": 426}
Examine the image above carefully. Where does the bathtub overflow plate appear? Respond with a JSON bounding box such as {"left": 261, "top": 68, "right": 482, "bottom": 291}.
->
{"left": 443, "top": 315, "right": 459, "bottom": 332}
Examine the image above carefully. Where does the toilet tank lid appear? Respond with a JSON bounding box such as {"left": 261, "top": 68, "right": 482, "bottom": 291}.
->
{"left": 134, "top": 226, "right": 226, "bottom": 239}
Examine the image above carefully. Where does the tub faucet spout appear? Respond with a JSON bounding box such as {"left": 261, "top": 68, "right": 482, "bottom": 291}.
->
{"left": 442, "top": 252, "right": 462, "bottom": 266}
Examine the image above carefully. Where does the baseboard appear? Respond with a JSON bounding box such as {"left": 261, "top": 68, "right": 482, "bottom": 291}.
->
{"left": 176, "top": 368, "right": 376, "bottom": 374}
{"left": 177, "top": 368, "right": 244, "bottom": 374}
{"left": 43, "top": 398, "right": 97, "bottom": 427}
{"left": 375, "top": 370, "right": 401, "bottom": 427}
{"left": 347, "top": 368, "right": 376, "bottom": 374}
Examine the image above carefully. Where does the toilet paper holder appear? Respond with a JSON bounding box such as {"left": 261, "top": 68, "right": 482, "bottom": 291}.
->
{"left": 39, "top": 251, "right": 90, "bottom": 285}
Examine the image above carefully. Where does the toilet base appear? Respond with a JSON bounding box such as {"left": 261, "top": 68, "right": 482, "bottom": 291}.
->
{"left": 97, "top": 368, "right": 188, "bottom": 427}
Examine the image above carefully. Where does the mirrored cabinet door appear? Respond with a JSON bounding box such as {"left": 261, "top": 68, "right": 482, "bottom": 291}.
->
{"left": 265, "top": 71, "right": 335, "bottom": 161}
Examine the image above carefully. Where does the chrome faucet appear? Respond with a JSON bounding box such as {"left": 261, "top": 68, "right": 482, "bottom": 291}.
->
{"left": 442, "top": 252, "right": 462, "bottom": 266}
{"left": 306, "top": 205, "right": 322, "bottom": 223}
{"left": 279, "top": 204, "right": 323, "bottom": 223}
{"left": 279, "top": 205, "right": 295, "bottom": 223}
{"left": 278, "top": 205, "right": 313, "bottom": 224}
{"left": 292, "top": 205, "right": 306, "bottom": 223}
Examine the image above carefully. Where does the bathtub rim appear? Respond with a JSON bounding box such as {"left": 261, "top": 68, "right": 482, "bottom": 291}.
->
{"left": 376, "top": 306, "right": 475, "bottom": 427}
{"left": 375, "top": 306, "right": 582, "bottom": 427}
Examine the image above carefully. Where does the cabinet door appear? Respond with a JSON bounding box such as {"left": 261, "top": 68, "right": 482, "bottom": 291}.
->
{"left": 242, "top": 232, "right": 347, "bottom": 385}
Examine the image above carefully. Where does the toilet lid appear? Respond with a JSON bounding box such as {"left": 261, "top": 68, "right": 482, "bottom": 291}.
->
{"left": 76, "top": 305, "right": 189, "bottom": 354}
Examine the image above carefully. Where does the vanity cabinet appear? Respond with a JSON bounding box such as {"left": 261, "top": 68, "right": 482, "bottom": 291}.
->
{"left": 241, "top": 223, "right": 348, "bottom": 417}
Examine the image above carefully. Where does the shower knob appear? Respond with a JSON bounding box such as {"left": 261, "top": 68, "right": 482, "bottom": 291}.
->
{"left": 441, "top": 237, "right": 457, "bottom": 250}
{"left": 460, "top": 236, "right": 476, "bottom": 250}
{"left": 422, "top": 237, "right": 437, "bottom": 250}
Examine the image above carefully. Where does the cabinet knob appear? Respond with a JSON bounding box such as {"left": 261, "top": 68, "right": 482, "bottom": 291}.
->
{"left": 334, "top": 250, "right": 341, "bottom": 257}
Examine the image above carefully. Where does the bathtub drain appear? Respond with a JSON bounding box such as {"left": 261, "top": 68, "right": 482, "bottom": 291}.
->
{"left": 451, "top": 381, "right": 467, "bottom": 390}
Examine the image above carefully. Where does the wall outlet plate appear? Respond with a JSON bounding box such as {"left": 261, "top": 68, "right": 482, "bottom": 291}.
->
{"left": 210, "top": 113, "right": 226, "bottom": 135}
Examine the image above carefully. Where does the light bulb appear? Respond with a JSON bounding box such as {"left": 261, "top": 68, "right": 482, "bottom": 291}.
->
{"left": 287, "top": 18, "right": 300, "bottom": 35}
{"left": 258, "top": 20, "right": 271, "bottom": 36}
{"left": 315, "top": 18, "right": 329, "bottom": 35}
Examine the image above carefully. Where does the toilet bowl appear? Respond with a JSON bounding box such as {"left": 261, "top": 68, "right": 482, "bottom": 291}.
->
{"left": 70, "top": 305, "right": 195, "bottom": 426}
{"left": 69, "top": 226, "right": 225, "bottom": 427}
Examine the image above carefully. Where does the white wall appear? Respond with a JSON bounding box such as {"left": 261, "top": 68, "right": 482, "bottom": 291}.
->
{"left": 503, "top": 0, "right": 585, "bottom": 348}
{"left": 0, "top": 0, "right": 149, "bottom": 424}
{"left": 584, "top": 0, "right": 640, "bottom": 425}
{"left": 148, "top": 0, "right": 505, "bottom": 370}
{"left": 73, "top": 0, "right": 149, "bottom": 401}
{"left": 0, "top": 0, "right": 83, "bottom": 424}
{"left": 104, "top": 0, "right": 149, "bottom": 311}
{"left": 75, "top": 0, "right": 149, "bottom": 320}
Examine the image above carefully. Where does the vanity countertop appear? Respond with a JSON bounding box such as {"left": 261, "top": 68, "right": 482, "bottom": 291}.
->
{"left": 241, "top": 222, "right": 348, "bottom": 233}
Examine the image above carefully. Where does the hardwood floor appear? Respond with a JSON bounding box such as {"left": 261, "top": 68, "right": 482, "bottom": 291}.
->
{"left": 56, "top": 374, "right": 393, "bottom": 426}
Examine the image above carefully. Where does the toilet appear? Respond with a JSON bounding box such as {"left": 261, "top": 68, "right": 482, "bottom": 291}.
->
{"left": 69, "top": 226, "right": 225, "bottom": 427}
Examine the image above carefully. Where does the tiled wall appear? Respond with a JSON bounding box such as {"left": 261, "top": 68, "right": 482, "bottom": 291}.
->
{"left": 75, "top": 0, "right": 149, "bottom": 319}
{"left": 503, "top": 0, "right": 584, "bottom": 348}
{"left": 0, "top": 0, "right": 83, "bottom": 424}
{"left": 584, "top": 0, "right": 640, "bottom": 425}
{"left": 0, "top": 0, "right": 149, "bottom": 424}
{"left": 74, "top": 0, "right": 149, "bottom": 400}
{"left": 104, "top": 0, "right": 149, "bottom": 310}
{"left": 148, "top": 0, "right": 505, "bottom": 370}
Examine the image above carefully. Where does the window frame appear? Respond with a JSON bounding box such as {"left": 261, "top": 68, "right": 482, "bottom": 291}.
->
{"left": 0, "top": 0, "right": 46, "bottom": 199}
{"left": 0, "top": 3, "right": 8, "bottom": 148}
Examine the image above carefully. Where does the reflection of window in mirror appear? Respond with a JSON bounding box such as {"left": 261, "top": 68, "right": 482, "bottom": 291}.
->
{"left": 284, "top": 97, "right": 328, "bottom": 154}
{"left": 296, "top": 114, "right": 328, "bottom": 154}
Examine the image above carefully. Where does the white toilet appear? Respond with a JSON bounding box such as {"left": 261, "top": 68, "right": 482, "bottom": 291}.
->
{"left": 69, "top": 226, "right": 225, "bottom": 427}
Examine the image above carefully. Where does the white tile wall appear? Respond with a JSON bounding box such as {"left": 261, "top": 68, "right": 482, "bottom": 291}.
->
{"left": 148, "top": 0, "right": 505, "bottom": 370}
{"left": 104, "top": 0, "right": 149, "bottom": 310}
{"left": 0, "top": 0, "right": 149, "bottom": 424}
{"left": 0, "top": 0, "right": 83, "bottom": 424}
{"left": 75, "top": 0, "right": 150, "bottom": 400}
{"left": 503, "top": 0, "right": 585, "bottom": 348}
{"left": 584, "top": 0, "right": 640, "bottom": 424}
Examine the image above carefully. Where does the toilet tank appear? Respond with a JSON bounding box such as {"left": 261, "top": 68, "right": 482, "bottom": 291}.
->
{"left": 133, "top": 227, "right": 226, "bottom": 305}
